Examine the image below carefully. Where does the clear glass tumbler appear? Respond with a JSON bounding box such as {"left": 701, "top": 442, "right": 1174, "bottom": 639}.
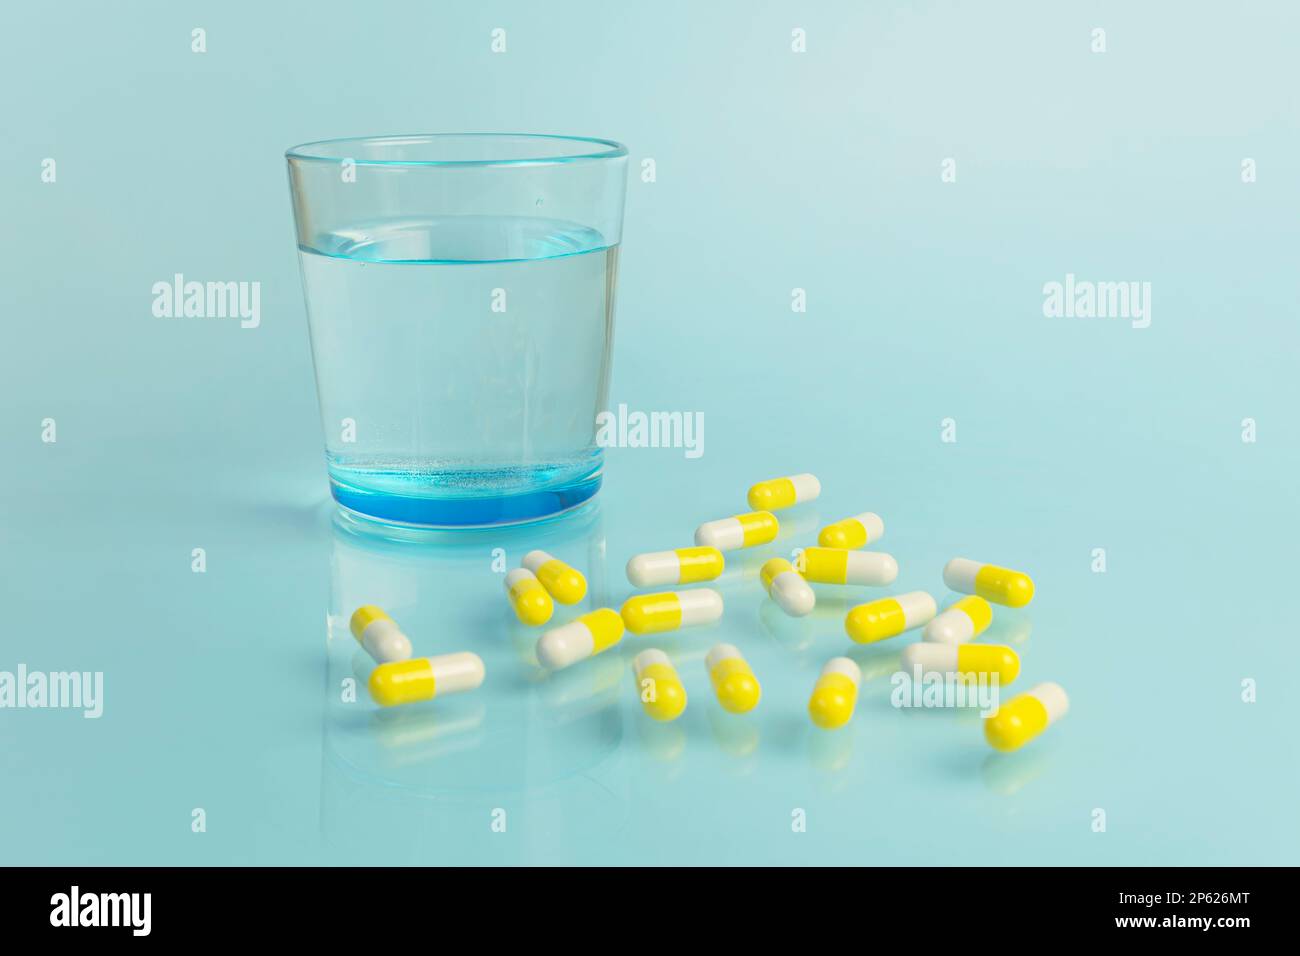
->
{"left": 286, "top": 134, "right": 627, "bottom": 528}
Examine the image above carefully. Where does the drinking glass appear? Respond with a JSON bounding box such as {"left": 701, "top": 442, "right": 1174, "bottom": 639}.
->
{"left": 286, "top": 134, "right": 627, "bottom": 527}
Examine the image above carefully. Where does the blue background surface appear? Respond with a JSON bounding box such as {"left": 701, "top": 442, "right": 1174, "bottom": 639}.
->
{"left": 2, "top": 0, "right": 1297, "bottom": 864}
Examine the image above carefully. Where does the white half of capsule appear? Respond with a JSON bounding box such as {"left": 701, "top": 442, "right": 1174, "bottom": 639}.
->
{"left": 634, "top": 648, "right": 673, "bottom": 677}
{"left": 626, "top": 551, "right": 681, "bottom": 588}
{"left": 429, "top": 652, "right": 488, "bottom": 694}
{"left": 900, "top": 643, "right": 959, "bottom": 676}
{"left": 1028, "top": 682, "right": 1070, "bottom": 723}
{"left": 847, "top": 512, "right": 885, "bottom": 541}
{"left": 521, "top": 549, "right": 556, "bottom": 574}
{"left": 923, "top": 606, "right": 976, "bottom": 644}
{"left": 504, "top": 567, "right": 537, "bottom": 591}
{"left": 785, "top": 473, "right": 822, "bottom": 502}
{"left": 536, "top": 620, "right": 596, "bottom": 670}
{"left": 844, "top": 551, "right": 899, "bottom": 586}
{"left": 694, "top": 517, "right": 745, "bottom": 550}
{"left": 942, "top": 557, "right": 983, "bottom": 592}
{"left": 769, "top": 570, "right": 815, "bottom": 616}
{"left": 894, "top": 591, "right": 939, "bottom": 627}
{"left": 676, "top": 589, "right": 725, "bottom": 625}
{"left": 357, "top": 619, "right": 412, "bottom": 664}
{"left": 822, "top": 657, "right": 862, "bottom": 685}
{"left": 705, "top": 643, "right": 744, "bottom": 671}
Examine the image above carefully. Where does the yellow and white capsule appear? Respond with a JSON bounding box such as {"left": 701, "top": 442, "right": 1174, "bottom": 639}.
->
{"left": 923, "top": 596, "right": 993, "bottom": 644}
{"left": 536, "top": 608, "right": 625, "bottom": 671}
{"left": 984, "top": 682, "right": 1068, "bottom": 751}
{"left": 746, "top": 473, "right": 821, "bottom": 511}
{"left": 349, "top": 605, "right": 413, "bottom": 664}
{"left": 808, "top": 657, "right": 860, "bottom": 729}
{"left": 504, "top": 568, "right": 554, "bottom": 626}
{"left": 943, "top": 557, "right": 1034, "bottom": 607}
{"left": 799, "top": 547, "right": 898, "bottom": 586}
{"left": 706, "top": 643, "right": 761, "bottom": 713}
{"left": 626, "top": 546, "right": 724, "bottom": 588}
{"left": 760, "top": 557, "right": 815, "bottom": 616}
{"left": 523, "top": 549, "right": 587, "bottom": 605}
{"left": 818, "top": 512, "right": 884, "bottom": 550}
{"left": 634, "top": 649, "right": 688, "bottom": 721}
{"left": 368, "top": 652, "right": 485, "bottom": 707}
{"left": 620, "top": 589, "right": 724, "bottom": 634}
{"left": 695, "top": 511, "right": 779, "bottom": 551}
{"left": 901, "top": 642, "right": 1020, "bottom": 685}
{"left": 844, "top": 591, "right": 936, "bottom": 643}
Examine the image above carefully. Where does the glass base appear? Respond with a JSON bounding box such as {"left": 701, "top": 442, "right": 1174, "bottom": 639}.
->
{"left": 329, "top": 470, "right": 602, "bottom": 529}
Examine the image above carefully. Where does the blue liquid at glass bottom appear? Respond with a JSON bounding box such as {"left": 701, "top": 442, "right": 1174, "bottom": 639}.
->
{"left": 298, "top": 216, "right": 618, "bottom": 527}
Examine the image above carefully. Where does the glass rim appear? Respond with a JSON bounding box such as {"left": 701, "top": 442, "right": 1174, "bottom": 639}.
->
{"left": 285, "top": 132, "right": 628, "bottom": 168}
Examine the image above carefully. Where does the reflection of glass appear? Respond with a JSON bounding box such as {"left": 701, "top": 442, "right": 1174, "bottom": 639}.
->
{"left": 286, "top": 134, "right": 628, "bottom": 528}
{"left": 319, "top": 503, "right": 630, "bottom": 861}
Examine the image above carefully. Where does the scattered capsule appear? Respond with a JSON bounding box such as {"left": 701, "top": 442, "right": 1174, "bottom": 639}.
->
{"left": 818, "top": 512, "right": 884, "bottom": 549}
{"left": 799, "top": 547, "right": 898, "bottom": 586}
{"left": 760, "top": 557, "right": 815, "bottom": 616}
{"left": 626, "top": 546, "right": 724, "bottom": 588}
{"left": 695, "top": 511, "right": 779, "bottom": 551}
{"left": 536, "top": 608, "right": 625, "bottom": 671}
{"left": 706, "top": 643, "right": 761, "bottom": 713}
{"left": 943, "top": 558, "right": 1034, "bottom": 607}
{"left": 844, "top": 591, "right": 936, "bottom": 643}
{"left": 984, "top": 682, "right": 1069, "bottom": 751}
{"left": 923, "top": 596, "right": 993, "bottom": 644}
{"left": 504, "top": 568, "right": 554, "bottom": 626}
{"left": 523, "top": 549, "right": 587, "bottom": 605}
{"left": 368, "top": 652, "right": 485, "bottom": 707}
{"left": 349, "top": 605, "right": 413, "bottom": 664}
{"left": 808, "top": 657, "right": 861, "bottom": 729}
{"left": 634, "top": 649, "right": 688, "bottom": 721}
{"left": 746, "top": 473, "right": 821, "bottom": 511}
{"left": 621, "top": 588, "right": 724, "bottom": 634}
{"left": 901, "top": 642, "right": 1021, "bottom": 685}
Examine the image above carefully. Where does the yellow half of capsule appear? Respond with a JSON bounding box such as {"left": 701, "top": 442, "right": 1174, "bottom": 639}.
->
{"left": 582, "top": 608, "right": 626, "bottom": 652}
{"left": 760, "top": 557, "right": 794, "bottom": 593}
{"left": 800, "top": 547, "right": 849, "bottom": 584}
{"left": 710, "top": 658, "right": 761, "bottom": 713}
{"left": 677, "top": 546, "right": 725, "bottom": 583}
{"left": 369, "top": 658, "right": 435, "bottom": 707}
{"left": 639, "top": 663, "right": 688, "bottom": 721}
{"left": 738, "top": 511, "right": 779, "bottom": 546}
{"left": 819, "top": 519, "right": 867, "bottom": 550}
{"left": 747, "top": 478, "right": 797, "bottom": 511}
{"left": 974, "top": 565, "right": 1035, "bottom": 608}
{"left": 953, "top": 595, "right": 993, "bottom": 634}
{"left": 984, "top": 692, "right": 1049, "bottom": 751}
{"left": 808, "top": 673, "right": 857, "bottom": 729}
{"left": 955, "top": 644, "right": 1020, "bottom": 684}
{"left": 620, "top": 593, "right": 683, "bottom": 634}
{"left": 508, "top": 577, "right": 554, "bottom": 626}
{"left": 845, "top": 597, "right": 906, "bottom": 643}
{"left": 536, "top": 557, "right": 587, "bottom": 605}
{"left": 349, "top": 605, "right": 391, "bottom": 640}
